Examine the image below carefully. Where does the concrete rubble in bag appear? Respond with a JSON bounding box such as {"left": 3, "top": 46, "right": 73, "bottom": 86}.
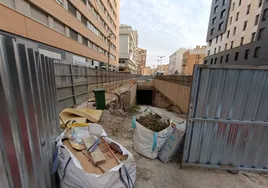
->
{"left": 158, "top": 119, "right": 186, "bottom": 163}
{"left": 56, "top": 123, "right": 136, "bottom": 188}
{"left": 132, "top": 108, "right": 173, "bottom": 159}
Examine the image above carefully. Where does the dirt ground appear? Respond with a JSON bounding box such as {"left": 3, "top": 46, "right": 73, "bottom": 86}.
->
{"left": 99, "top": 108, "right": 268, "bottom": 188}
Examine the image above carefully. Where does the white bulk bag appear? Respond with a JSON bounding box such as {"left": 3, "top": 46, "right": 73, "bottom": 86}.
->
{"left": 132, "top": 117, "right": 173, "bottom": 159}
{"left": 56, "top": 123, "right": 136, "bottom": 188}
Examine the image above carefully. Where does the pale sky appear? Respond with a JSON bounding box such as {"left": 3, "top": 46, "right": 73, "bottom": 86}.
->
{"left": 120, "top": 0, "right": 211, "bottom": 68}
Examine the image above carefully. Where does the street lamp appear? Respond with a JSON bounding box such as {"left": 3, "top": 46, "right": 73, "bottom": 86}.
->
{"left": 106, "top": 33, "right": 114, "bottom": 71}
{"left": 157, "top": 56, "right": 165, "bottom": 72}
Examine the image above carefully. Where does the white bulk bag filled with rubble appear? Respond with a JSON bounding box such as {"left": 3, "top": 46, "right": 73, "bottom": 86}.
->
{"left": 56, "top": 123, "right": 136, "bottom": 188}
{"left": 132, "top": 116, "right": 173, "bottom": 159}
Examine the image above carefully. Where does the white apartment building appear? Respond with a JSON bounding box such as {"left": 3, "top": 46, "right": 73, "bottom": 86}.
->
{"left": 119, "top": 24, "right": 138, "bottom": 74}
{"left": 168, "top": 48, "right": 188, "bottom": 75}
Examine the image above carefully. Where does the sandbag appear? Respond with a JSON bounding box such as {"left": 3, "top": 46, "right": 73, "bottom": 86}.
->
{"left": 158, "top": 120, "right": 186, "bottom": 163}
{"left": 56, "top": 123, "right": 136, "bottom": 188}
{"left": 132, "top": 116, "right": 173, "bottom": 159}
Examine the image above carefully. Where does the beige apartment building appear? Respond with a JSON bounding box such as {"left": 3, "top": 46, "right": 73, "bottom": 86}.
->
{"left": 0, "top": 0, "right": 119, "bottom": 70}
{"left": 157, "top": 64, "right": 169, "bottom": 75}
{"left": 119, "top": 24, "right": 138, "bottom": 74}
{"left": 205, "top": 0, "right": 268, "bottom": 65}
{"left": 136, "top": 48, "right": 147, "bottom": 74}
{"left": 182, "top": 46, "right": 206, "bottom": 75}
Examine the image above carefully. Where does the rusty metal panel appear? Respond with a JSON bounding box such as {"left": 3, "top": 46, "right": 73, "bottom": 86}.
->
{"left": 0, "top": 36, "right": 59, "bottom": 187}
{"left": 183, "top": 65, "right": 268, "bottom": 172}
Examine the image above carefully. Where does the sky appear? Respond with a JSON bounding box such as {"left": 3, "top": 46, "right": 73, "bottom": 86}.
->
{"left": 120, "top": 0, "right": 212, "bottom": 67}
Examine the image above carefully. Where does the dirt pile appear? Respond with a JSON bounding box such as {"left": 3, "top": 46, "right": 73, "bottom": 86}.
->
{"left": 137, "top": 114, "right": 169, "bottom": 132}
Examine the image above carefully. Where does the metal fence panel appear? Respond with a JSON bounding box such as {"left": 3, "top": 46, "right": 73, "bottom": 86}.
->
{"left": 183, "top": 65, "right": 268, "bottom": 172}
{"left": 0, "top": 36, "right": 59, "bottom": 187}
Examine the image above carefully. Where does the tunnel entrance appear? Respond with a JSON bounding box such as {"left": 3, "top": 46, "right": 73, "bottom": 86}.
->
{"left": 136, "top": 90, "right": 153, "bottom": 105}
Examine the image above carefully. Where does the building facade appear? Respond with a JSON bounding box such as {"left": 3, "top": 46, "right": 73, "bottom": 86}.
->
{"left": 182, "top": 46, "right": 206, "bottom": 75}
{"left": 168, "top": 48, "right": 188, "bottom": 75}
{"left": 205, "top": 0, "right": 268, "bottom": 65}
{"left": 136, "top": 48, "right": 147, "bottom": 74}
{"left": 119, "top": 24, "right": 138, "bottom": 74}
{"left": 0, "top": 0, "right": 120, "bottom": 70}
{"left": 157, "top": 64, "right": 169, "bottom": 75}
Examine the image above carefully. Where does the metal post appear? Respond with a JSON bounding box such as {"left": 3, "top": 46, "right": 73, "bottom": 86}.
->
{"left": 70, "top": 64, "right": 77, "bottom": 106}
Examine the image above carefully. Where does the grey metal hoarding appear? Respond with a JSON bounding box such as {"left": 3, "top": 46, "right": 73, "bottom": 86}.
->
{"left": 0, "top": 36, "right": 60, "bottom": 187}
{"left": 183, "top": 65, "right": 268, "bottom": 172}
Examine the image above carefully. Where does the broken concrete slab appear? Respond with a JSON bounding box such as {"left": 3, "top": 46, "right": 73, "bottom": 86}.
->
{"left": 61, "top": 108, "right": 102, "bottom": 123}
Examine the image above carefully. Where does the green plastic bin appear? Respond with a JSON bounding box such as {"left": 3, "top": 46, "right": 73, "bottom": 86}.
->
{"left": 93, "top": 88, "right": 106, "bottom": 110}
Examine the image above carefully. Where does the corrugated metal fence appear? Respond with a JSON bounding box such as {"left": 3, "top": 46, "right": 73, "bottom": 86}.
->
{"left": 0, "top": 36, "right": 59, "bottom": 187}
{"left": 54, "top": 62, "right": 136, "bottom": 111}
{"left": 183, "top": 65, "right": 268, "bottom": 172}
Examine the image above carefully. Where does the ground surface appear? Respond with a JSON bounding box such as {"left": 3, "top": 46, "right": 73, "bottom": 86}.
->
{"left": 99, "top": 106, "right": 268, "bottom": 188}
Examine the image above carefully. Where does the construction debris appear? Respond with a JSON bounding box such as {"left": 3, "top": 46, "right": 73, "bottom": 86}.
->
{"left": 137, "top": 113, "right": 169, "bottom": 132}
{"left": 56, "top": 123, "right": 136, "bottom": 188}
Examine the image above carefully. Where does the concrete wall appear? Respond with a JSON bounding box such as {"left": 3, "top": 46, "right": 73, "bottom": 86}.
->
{"left": 153, "top": 79, "right": 191, "bottom": 114}
{"left": 119, "top": 34, "right": 129, "bottom": 53}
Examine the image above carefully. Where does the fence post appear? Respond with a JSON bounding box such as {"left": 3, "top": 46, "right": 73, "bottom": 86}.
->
{"left": 70, "top": 64, "right": 77, "bottom": 106}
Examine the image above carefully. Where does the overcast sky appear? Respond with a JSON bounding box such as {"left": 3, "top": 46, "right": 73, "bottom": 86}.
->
{"left": 120, "top": 0, "right": 211, "bottom": 67}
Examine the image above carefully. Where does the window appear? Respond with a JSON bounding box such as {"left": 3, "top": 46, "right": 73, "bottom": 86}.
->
{"left": 221, "top": 9, "right": 226, "bottom": 18}
{"left": 218, "top": 46, "right": 221, "bottom": 52}
{"left": 214, "top": 5, "right": 219, "bottom": 14}
{"left": 227, "top": 30, "right": 230, "bottom": 38}
{"left": 81, "top": 14, "right": 87, "bottom": 26}
{"left": 208, "top": 50, "right": 211, "bottom": 56}
{"left": 220, "top": 56, "right": 223, "bottom": 63}
{"left": 226, "top": 54, "right": 229, "bottom": 62}
{"left": 251, "top": 32, "right": 256, "bottom": 42}
{"left": 255, "top": 14, "right": 260, "bottom": 26}
{"left": 216, "top": 36, "right": 218, "bottom": 43}
{"left": 209, "top": 40, "right": 212, "bottom": 46}
{"left": 232, "top": 2, "right": 235, "bottom": 11}
{"left": 244, "top": 49, "right": 250, "bottom": 59}
{"left": 239, "top": 0, "right": 242, "bottom": 6}
{"left": 263, "top": 9, "right": 268, "bottom": 21}
{"left": 70, "top": 28, "right": 78, "bottom": 41}
{"left": 225, "top": 43, "right": 227, "bottom": 50}
{"left": 54, "top": 19, "right": 65, "bottom": 34}
{"left": 240, "top": 37, "right": 244, "bottom": 45}
{"left": 82, "top": 36, "right": 88, "bottom": 46}
{"left": 230, "top": 41, "right": 234, "bottom": 49}
{"left": 236, "top": 12, "right": 239, "bottom": 21}
{"left": 258, "top": 28, "right": 265, "bottom": 40}
{"left": 222, "top": 0, "right": 227, "bottom": 5}
{"left": 234, "top": 52, "right": 239, "bottom": 61}
{"left": 68, "top": 2, "right": 77, "bottom": 17}
{"left": 204, "top": 60, "right": 208, "bottom": 65}
{"left": 214, "top": 58, "right": 217, "bottom": 64}
{"left": 211, "top": 28, "right": 215, "bottom": 35}
{"left": 254, "top": 47, "right": 261, "bottom": 58}
{"left": 233, "top": 27, "right": 236, "bottom": 35}
{"left": 56, "top": 0, "right": 63, "bottom": 5}
{"left": 220, "top": 34, "right": 223, "bottom": 41}
{"left": 210, "top": 59, "right": 213, "bottom": 65}
{"left": 247, "top": 4, "right": 251, "bottom": 15}
{"left": 214, "top": 48, "right": 217, "bottom": 54}
{"left": 243, "top": 21, "right": 247, "bottom": 31}
{"left": 229, "top": 17, "right": 232, "bottom": 25}
{"left": 218, "top": 22, "right": 224, "bottom": 30}
{"left": 212, "top": 17, "right": 216, "bottom": 25}
{"left": 30, "top": 5, "right": 48, "bottom": 26}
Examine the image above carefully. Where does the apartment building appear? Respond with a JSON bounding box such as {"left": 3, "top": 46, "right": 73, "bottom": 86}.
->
{"left": 136, "top": 48, "right": 147, "bottom": 74}
{"left": 0, "top": 0, "right": 119, "bottom": 70}
{"left": 119, "top": 24, "right": 138, "bottom": 74}
{"left": 182, "top": 46, "right": 206, "bottom": 75}
{"left": 168, "top": 48, "right": 189, "bottom": 75}
{"left": 157, "top": 64, "right": 169, "bottom": 75}
{"left": 205, "top": 0, "right": 268, "bottom": 65}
